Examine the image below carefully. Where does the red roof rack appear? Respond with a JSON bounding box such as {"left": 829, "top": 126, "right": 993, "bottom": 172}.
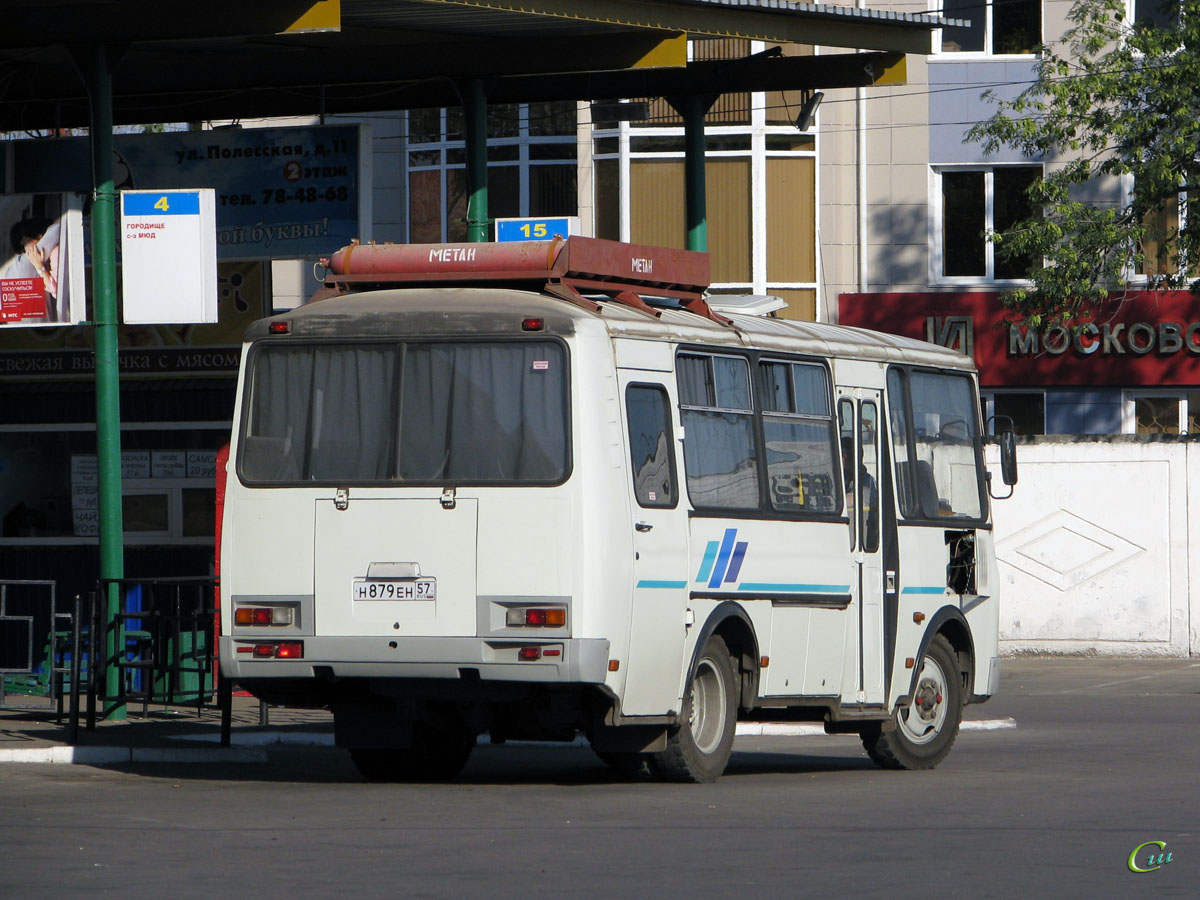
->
{"left": 314, "top": 236, "right": 731, "bottom": 325}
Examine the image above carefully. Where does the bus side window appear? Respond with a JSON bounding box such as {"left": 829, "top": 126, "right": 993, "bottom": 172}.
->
{"left": 860, "top": 401, "right": 880, "bottom": 552}
{"left": 626, "top": 384, "right": 678, "bottom": 508}
{"left": 838, "top": 399, "right": 856, "bottom": 548}
{"left": 886, "top": 368, "right": 916, "bottom": 516}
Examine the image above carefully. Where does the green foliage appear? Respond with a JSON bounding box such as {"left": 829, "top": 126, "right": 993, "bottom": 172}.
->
{"left": 967, "top": 0, "right": 1200, "bottom": 324}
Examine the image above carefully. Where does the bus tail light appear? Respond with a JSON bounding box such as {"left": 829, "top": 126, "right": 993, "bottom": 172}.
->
{"left": 518, "top": 647, "right": 542, "bottom": 661}
{"left": 235, "top": 606, "right": 294, "bottom": 626}
{"left": 247, "top": 641, "right": 304, "bottom": 659}
{"left": 506, "top": 606, "right": 566, "bottom": 627}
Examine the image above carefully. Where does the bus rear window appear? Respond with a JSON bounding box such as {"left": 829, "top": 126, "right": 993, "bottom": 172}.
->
{"left": 239, "top": 341, "right": 569, "bottom": 485}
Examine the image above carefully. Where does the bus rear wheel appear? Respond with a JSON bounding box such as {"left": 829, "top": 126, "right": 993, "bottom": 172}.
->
{"left": 652, "top": 634, "right": 737, "bottom": 783}
{"left": 862, "top": 634, "right": 962, "bottom": 770}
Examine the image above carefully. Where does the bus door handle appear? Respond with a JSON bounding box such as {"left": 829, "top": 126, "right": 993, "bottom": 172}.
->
{"left": 635, "top": 521, "right": 653, "bottom": 532}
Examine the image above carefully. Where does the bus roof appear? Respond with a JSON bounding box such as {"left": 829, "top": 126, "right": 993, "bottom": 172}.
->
{"left": 252, "top": 285, "right": 975, "bottom": 372}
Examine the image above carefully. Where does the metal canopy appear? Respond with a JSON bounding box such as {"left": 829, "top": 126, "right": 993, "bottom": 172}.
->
{"left": 1, "top": 0, "right": 950, "bottom": 131}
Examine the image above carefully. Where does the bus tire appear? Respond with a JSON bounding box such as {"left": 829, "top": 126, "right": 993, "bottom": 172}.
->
{"left": 652, "top": 635, "right": 737, "bottom": 783}
{"left": 862, "top": 634, "right": 962, "bottom": 770}
{"left": 349, "top": 724, "right": 476, "bottom": 782}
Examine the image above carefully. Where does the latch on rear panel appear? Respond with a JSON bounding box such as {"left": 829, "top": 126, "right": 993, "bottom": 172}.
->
{"left": 335, "top": 487, "right": 349, "bottom": 510}
{"left": 441, "top": 487, "right": 457, "bottom": 510}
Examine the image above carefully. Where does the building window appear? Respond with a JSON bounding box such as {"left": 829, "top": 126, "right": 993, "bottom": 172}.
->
{"left": 592, "top": 39, "right": 819, "bottom": 321}
{"left": 405, "top": 102, "right": 577, "bottom": 243}
{"left": 1130, "top": 0, "right": 1179, "bottom": 29}
{"left": 933, "top": 166, "right": 1041, "bottom": 282}
{"left": 940, "top": 0, "right": 1041, "bottom": 55}
{"left": 1123, "top": 391, "right": 1200, "bottom": 434}
{"left": 984, "top": 392, "right": 1045, "bottom": 435}
{"left": 1133, "top": 184, "right": 1194, "bottom": 278}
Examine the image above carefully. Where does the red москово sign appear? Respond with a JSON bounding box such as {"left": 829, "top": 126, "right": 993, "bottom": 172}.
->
{"left": 838, "top": 291, "right": 1200, "bottom": 388}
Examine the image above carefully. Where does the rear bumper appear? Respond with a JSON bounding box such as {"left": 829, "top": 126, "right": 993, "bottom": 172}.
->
{"left": 220, "top": 635, "right": 611, "bottom": 684}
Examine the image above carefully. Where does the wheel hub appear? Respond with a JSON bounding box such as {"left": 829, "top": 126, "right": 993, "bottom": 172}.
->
{"left": 913, "top": 677, "right": 942, "bottom": 722}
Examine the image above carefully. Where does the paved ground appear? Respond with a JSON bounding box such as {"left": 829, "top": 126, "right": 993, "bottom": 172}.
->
{"left": 1, "top": 656, "right": 1190, "bottom": 766}
{"left": 1, "top": 658, "right": 1197, "bottom": 899}
{"left": 0, "top": 675, "right": 1018, "bottom": 764}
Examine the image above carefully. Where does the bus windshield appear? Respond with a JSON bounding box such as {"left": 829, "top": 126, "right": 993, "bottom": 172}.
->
{"left": 888, "top": 368, "right": 984, "bottom": 521}
{"left": 238, "top": 340, "right": 569, "bottom": 485}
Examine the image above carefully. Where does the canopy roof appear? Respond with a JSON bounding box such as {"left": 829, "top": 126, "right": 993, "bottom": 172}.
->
{"left": 1, "top": 0, "right": 954, "bottom": 131}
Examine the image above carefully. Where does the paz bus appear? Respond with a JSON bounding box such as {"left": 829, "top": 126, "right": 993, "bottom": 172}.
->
{"left": 218, "top": 237, "right": 1015, "bottom": 782}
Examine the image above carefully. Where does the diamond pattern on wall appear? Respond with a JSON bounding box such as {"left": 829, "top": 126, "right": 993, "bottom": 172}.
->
{"left": 995, "top": 509, "right": 1145, "bottom": 592}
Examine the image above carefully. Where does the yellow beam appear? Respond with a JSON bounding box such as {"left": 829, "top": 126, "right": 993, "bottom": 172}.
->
{"left": 633, "top": 32, "right": 686, "bottom": 69}
{"left": 282, "top": 0, "right": 341, "bottom": 34}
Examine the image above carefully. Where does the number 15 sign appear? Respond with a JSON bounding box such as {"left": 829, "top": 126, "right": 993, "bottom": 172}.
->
{"left": 120, "top": 189, "right": 218, "bottom": 324}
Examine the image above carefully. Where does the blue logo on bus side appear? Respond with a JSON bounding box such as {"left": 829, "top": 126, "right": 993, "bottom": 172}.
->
{"left": 695, "top": 528, "right": 749, "bottom": 589}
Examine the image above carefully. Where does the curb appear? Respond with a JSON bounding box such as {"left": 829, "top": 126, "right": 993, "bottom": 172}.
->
{"left": 0, "top": 746, "right": 267, "bottom": 765}
{"left": 735, "top": 717, "right": 1018, "bottom": 737}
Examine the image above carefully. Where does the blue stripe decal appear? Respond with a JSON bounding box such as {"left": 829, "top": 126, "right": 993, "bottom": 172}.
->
{"left": 636, "top": 580, "right": 688, "bottom": 589}
{"left": 738, "top": 583, "right": 852, "bottom": 593}
{"left": 901, "top": 586, "right": 947, "bottom": 595}
{"left": 707, "top": 528, "right": 739, "bottom": 589}
{"left": 695, "top": 541, "right": 719, "bottom": 583}
{"left": 724, "top": 541, "right": 748, "bottom": 584}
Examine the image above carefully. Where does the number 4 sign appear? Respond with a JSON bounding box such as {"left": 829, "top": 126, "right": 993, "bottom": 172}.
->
{"left": 120, "top": 189, "right": 218, "bottom": 324}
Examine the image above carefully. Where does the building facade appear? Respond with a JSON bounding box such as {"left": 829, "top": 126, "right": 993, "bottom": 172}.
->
{"left": 822, "top": 1, "right": 1196, "bottom": 436}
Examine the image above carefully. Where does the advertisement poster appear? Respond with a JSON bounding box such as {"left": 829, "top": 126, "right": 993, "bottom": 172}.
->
{"left": 11, "top": 124, "right": 365, "bottom": 260}
{"left": 0, "top": 259, "right": 264, "bottom": 378}
{"left": 0, "top": 194, "right": 86, "bottom": 328}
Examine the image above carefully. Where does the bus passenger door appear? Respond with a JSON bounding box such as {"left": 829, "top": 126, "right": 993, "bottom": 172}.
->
{"left": 618, "top": 373, "right": 690, "bottom": 716}
{"left": 838, "top": 391, "right": 886, "bottom": 706}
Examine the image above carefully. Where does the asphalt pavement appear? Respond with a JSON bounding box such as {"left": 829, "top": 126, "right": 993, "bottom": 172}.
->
{"left": 2, "top": 657, "right": 1197, "bottom": 900}
{"left": 5, "top": 656, "right": 1180, "bottom": 766}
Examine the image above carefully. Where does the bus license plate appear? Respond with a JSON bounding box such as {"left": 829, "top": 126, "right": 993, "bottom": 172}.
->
{"left": 352, "top": 579, "right": 437, "bottom": 601}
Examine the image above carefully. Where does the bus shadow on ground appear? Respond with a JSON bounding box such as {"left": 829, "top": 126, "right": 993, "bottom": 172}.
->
{"left": 84, "top": 743, "right": 880, "bottom": 786}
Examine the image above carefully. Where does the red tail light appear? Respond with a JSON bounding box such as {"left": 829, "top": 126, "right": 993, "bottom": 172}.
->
{"left": 247, "top": 641, "right": 304, "bottom": 658}
{"left": 275, "top": 642, "right": 304, "bottom": 659}
{"left": 518, "top": 647, "right": 542, "bottom": 661}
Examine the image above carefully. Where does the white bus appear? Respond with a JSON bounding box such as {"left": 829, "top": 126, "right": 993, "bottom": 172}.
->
{"left": 219, "top": 237, "right": 1015, "bottom": 783}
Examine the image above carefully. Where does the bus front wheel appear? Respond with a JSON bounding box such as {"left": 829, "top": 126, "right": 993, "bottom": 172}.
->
{"left": 862, "top": 634, "right": 962, "bottom": 770}
{"left": 652, "top": 634, "right": 737, "bottom": 783}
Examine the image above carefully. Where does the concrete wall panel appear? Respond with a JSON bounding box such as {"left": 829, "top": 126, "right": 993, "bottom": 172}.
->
{"left": 988, "top": 439, "right": 1194, "bottom": 656}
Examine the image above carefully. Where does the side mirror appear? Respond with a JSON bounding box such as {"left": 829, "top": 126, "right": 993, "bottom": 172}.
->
{"left": 986, "top": 415, "right": 1018, "bottom": 499}
{"left": 998, "top": 428, "right": 1018, "bottom": 486}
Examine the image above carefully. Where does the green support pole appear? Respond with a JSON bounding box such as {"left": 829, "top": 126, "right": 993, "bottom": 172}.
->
{"left": 81, "top": 44, "right": 126, "bottom": 721}
{"left": 671, "top": 94, "right": 718, "bottom": 253}
{"left": 463, "top": 78, "right": 489, "bottom": 242}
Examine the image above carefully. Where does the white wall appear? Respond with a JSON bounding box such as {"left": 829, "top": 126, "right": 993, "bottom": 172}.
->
{"left": 987, "top": 437, "right": 1199, "bottom": 657}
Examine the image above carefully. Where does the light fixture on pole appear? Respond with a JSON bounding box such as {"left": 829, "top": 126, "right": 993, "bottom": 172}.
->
{"left": 794, "top": 90, "right": 824, "bottom": 132}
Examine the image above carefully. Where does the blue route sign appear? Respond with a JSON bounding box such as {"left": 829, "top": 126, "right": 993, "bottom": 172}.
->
{"left": 495, "top": 216, "right": 580, "bottom": 243}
